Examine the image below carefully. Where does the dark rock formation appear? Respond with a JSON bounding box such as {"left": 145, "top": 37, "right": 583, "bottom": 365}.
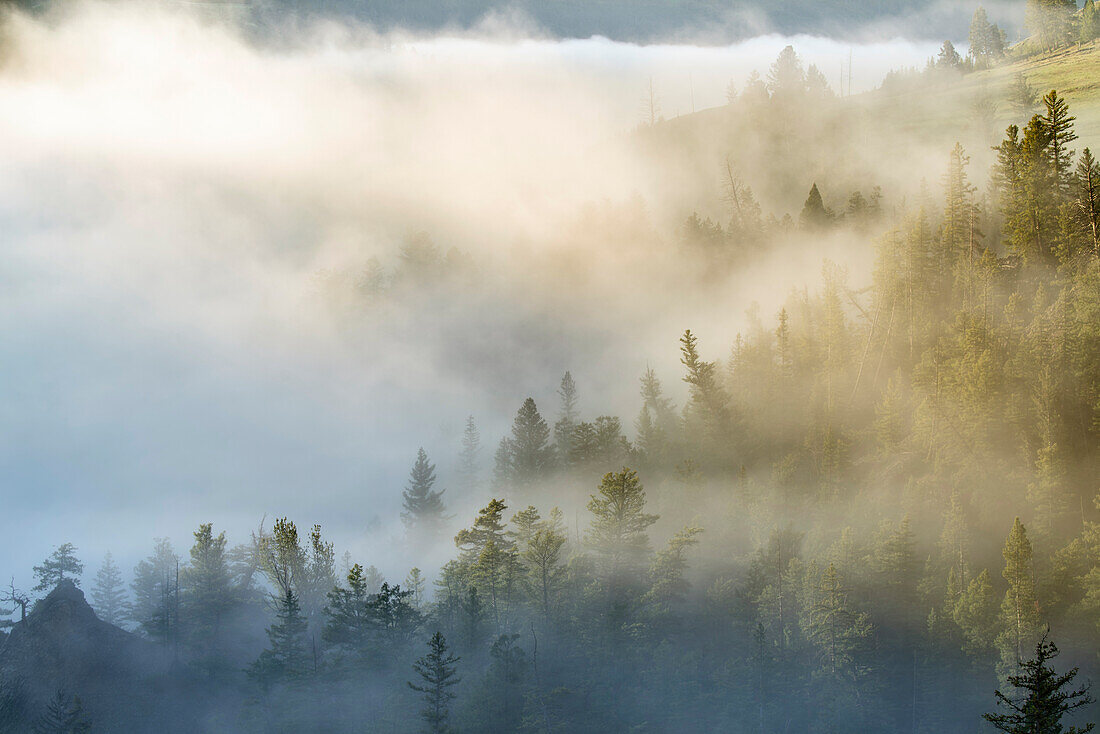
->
{"left": 0, "top": 581, "right": 210, "bottom": 733}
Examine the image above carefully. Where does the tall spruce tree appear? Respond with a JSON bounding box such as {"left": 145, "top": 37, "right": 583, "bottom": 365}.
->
{"left": 402, "top": 448, "right": 448, "bottom": 538}
{"left": 553, "top": 372, "right": 580, "bottom": 458}
{"left": 408, "top": 631, "right": 461, "bottom": 734}
{"left": 131, "top": 538, "right": 179, "bottom": 643}
{"left": 508, "top": 398, "right": 553, "bottom": 487}
{"left": 455, "top": 416, "right": 481, "bottom": 495}
{"left": 1042, "top": 90, "right": 1078, "bottom": 198}
{"left": 181, "top": 523, "right": 235, "bottom": 669}
{"left": 1076, "top": 148, "right": 1100, "bottom": 252}
{"left": 1000, "top": 518, "right": 1042, "bottom": 670}
{"left": 799, "top": 183, "right": 832, "bottom": 230}
{"left": 249, "top": 587, "right": 310, "bottom": 688}
{"left": 89, "top": 552, "right": 126, "bottom": 626}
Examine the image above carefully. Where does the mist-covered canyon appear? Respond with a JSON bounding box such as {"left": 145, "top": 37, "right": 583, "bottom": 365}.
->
{"left": 2, "top": 0, "right": 1100, "bottom": 732}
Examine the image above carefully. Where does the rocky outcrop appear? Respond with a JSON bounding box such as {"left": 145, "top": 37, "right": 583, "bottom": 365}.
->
{"left": 0, "top": 581, "right": 206, "bottom": 733}
{"left": 0, "top": 580, "right": 161, "bottom": 685}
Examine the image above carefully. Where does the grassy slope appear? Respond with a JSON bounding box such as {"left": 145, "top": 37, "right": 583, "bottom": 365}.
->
{"left": 645, "top": 41, "right": 1100, "bottom": 223}
{"left": 869, "top": 40, "right": 1100, "bottom": 154}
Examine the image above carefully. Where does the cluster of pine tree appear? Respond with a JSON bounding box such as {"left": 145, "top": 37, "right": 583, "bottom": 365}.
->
{"left": 8, "top": 77, "right": 1100, "bottom": 734}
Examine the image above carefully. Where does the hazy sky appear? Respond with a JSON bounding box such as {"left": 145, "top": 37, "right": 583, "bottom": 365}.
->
{"left": 0, "top": 3, "right": 946, "bottom": 594}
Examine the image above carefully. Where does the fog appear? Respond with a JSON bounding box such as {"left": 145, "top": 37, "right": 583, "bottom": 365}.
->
{"left": 0, "top": 2, "right": 943, "bottom": 586}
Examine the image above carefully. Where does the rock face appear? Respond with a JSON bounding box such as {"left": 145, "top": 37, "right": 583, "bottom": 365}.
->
{"left": 0, "top": 581, "right": 204, "bottom": 733}
{"left": 0, "top": 580, "right": 159, "bottom": 684}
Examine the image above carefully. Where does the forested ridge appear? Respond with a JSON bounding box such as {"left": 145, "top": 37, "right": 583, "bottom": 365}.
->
{"left": 6, "top": 8, "right": 1100, "bottom": 734}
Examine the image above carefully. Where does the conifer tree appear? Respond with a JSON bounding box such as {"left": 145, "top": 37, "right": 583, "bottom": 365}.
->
{"left": 482, "top": 634, "right": 528, "bottom": 733}
{"left": 402, "top": 448, "right": 448, "bottom": 538}
{"left": 984, "top": 633, "right": 1095, "bottom": 733}
{"left": 405, "top": 567, "right": 426, "bottom": 611}
{"left": 937, "top": 40, "right": 962, "bottom": 68}
{"left": 249, "top": 587, "right": 310, "bottom": 688}
{"left": 181, "top": 523, "right": 235, "bottom": 668}
{"left": 1082, "top": 0, "right": 1100, "bottom": 43}
{"left": 569, "top": 421, "right": 599, "bottom": 467}
{"left": 90, "top": 552, "right": 126, "bottom": 626}
{"left": 645, "top": 525, "right": 703, "bottom": 616}
{"left": 33, "top": 690, "right": 91, "bottom": 734}
{"left": 130, "top": 538, "right": 179, "bottom": 642}
{"left": 586, "top": 469, "right": 659, "bottom": 580}
{"left": 806, "top": 563, "right": 872, "bottom": 680}
{"left": 954, "top": 569, "right": 999, "bottom": 661}
{"left": 455, "top": 499, "right": 511, "bottom": 562}
{"left": 408, "top": 631, "right": 460, "bottom": 734}
{"left": 799, "top": 183, "right": 832, "bottom": 230}
{"left": 766, "top": 45, "right": 805, "bottom": 98}
{"left": 969, "top": 7, "right": 995, "bottom": 61}
{"left": 323, "top": 563, "right": 373, "bottom": 656}
{"left": 32, "top": 544, "right": 83, "bottom": 592}
{"left": 1076, "top": 148, "right": 1100, "bottom": 251}
{"left": 553, "top": 372, "right": 579, "bottom": 458}
{"left": 1025, "top": 0, "right": 1072, "bottom": 49}
{"left": 455, "top": 416, "right": 481, "bottom": 495}
{"left": 999, "top": 518, "right": 1042, "bottom": 670}
{"left": 1009, "top": 74, "right": 1039, "bottom": 119}
{"left": 680, "top": 330, "right": 732, "bottom": 453}
{"left": 1042, "top": 90, "right": 1078, "bottom": 198}
{"left": 942, "top": 143, "right": 979, "bottom": 263}
{"left": 507, "top": 398, "right": 553, "bottom": 486}
{"left": 522, "top": 521, "right": 566, "bottom": 620}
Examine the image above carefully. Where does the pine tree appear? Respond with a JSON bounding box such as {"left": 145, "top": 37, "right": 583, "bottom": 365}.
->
{"left": 1009, "top": 74, "right": 1039, "bottom": 119}
{"left": 969, "top": 7, "right": 995, "bottom": 60}
{"left": 984, "top": 633, "right": 1095, "bottom": 733}
{"left": 405, "top": 567, "right": 426, "bottom": 611}
{"left": 680, "top": 330, "right": 732, "bottom": 453}
{"left": 999, "top": 518, "right": 1043, "bottom": 670}
{"left": 766, "top": 45, "right": 805, "bottom": 98}
{"left": 181, "top": 523, "right": 235, "bottom": 669}
{"left": 402, "top": 448, "right": 448, "bottom": 538}
{"left": 33, "top": 690, "right": 91, "bottom": 734}
{"left": 1026, "top": 0, "right": 1076, "bottom": 49}
{"left": 799, "top": 183, "right": 832, "bottom": 230}
{"left": 455, "top": 499, "right": 512, "bottom": 561}
{"left": 408, "top": 631, "right": 461, "bottom": 734}
{"left": 89, "top": 552, "right": 126, "bottom": 626}
{"left": 569, "top": 421, "right": 599, "bottom": 467}
{"left": 553, "top": 372, "right": 580, "bottom": 458}
{"left": 130, "top": 538, "right": 179, "bottom": 642}
{"left": 323, "top": 563, "right": 373, "bottom": 657}
{"left": 249, "top": 587, "right": 310, "bottom": 688}
{"left": 806, "top": 563, "right": 873, "bottom": 681}
{"left": 32, "top": 544, "right": 83, "bottom": 592}
{"left": 1082, "top": 0, "right": 1100, "bottom": 43}
{"left": 586, "top": 469, "right": 659, "bottom": 580}
{"left": 942, "top": 143, "right": 978, "bottom": 260}
{"left": 456, "top": 416, "right": 481, "bottom": 495}
{"left": 645, "top": 525, "right": 703, "bottom": 617}
{"left": 508, "top": 398, "right": 553, "bottom": 487}
{"left": 301, "top": 524, "right": 336, "bottom": 629}
{"left": 1076, "top": 148, "right": 1100, "bottom": 252}
{"left": 954, "top": 569, "right": 999, "bottom": 660}
{"left": 522, "top": 521, "right": 566, "bottom": 620}
{"left": 1042, "top": 90, "right": 1078, "bottom": 199}
{"left": 937, "top": 40, "right": 962, "bottom": 68}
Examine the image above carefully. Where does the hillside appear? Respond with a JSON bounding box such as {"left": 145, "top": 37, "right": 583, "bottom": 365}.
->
{"left": 636, "top": 40, "right": 1100, "bottom": 224}
{"left": 870, "top": 39, "right": 1100, "bottom": 153}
